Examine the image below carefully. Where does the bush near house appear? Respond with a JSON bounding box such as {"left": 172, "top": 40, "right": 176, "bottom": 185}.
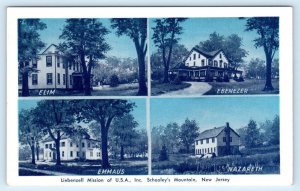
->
{"left": 110, "top": 74, "right": 120, "bottom": 87}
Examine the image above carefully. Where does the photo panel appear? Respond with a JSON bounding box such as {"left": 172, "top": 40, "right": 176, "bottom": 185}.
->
{"left": 150, "top": 17, "right": 280, "bottom": 96}
{"left": 18, "top": 98, "right": 148, "bottom": 176}
{"left": 18, "top": 18, "right": 148, "bottom": 97}
{"left": 150, "top": 96, "right": 280, "bottom": 175}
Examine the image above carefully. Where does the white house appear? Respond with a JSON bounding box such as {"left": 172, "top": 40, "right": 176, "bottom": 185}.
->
{"left": 170, "top": 47, "right": 242, "bottom": 81}
{"left": 194, "top": 122, "right": 240, "bottom": 157}
{"left": 42, "top": 134, "right": 101, "bottom": 161}
{"left": 18, "top": 44, "right": 85, "bottom": 91}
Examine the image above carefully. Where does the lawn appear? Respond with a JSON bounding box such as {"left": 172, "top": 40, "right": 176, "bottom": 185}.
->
{"left": 19, "top": 158, "right": 148, "bottom": 176}
{"left": 151, "top": 82, "right": 191, "bottom": 96}
{"left": 152, "top": 146, "right": 280, "bottom": 175}
{"left": 204, "top": 79, "right": 279, "bottom": 95}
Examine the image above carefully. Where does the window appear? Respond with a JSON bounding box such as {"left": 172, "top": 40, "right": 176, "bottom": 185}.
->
{"left": 198, "top": 54, "right": 200, "bottom": 58}
{"left": 219, "top": 60, "right": 223, "bottom": 68}
{"left": 57, "top": 73, "right": 60, "bottom": 85}
{"left": 90, "top": 151, "right": 93, "bottom": 157}
{"left": 200, "top": 140, "right": 203, "bottom": 144}
{"left": 230, "top": 137, "right": 232, "bottom": 142}
{"left": 53, "top": 143, "right": 56, "bottom": 148}
{"left": 47, "top": 73, "right": 53, "bottom": 85}
{"left": 82, "top": 142, "right": 85, "bottom": 148}
{"left": 69, "top": 63, "right": 72, "bottom": 70}
{"left": 193, "top": 61, "right": 196, "bottom": 66}
{"left": 193, "top": 54, "right": 196, "bottom": 60}
{"left": 32, "top": 74, "right": 38, "bottom": 85}
{"left": 206, "top": 138, "right": 209, "bottom": 144}
{"left": 49, "top": 152, "right": 51, "bottom": 157}
{"left": 70, "top": 75, "right": 72, "bottom": 85}
{"left": 61, "top": 142, "right": 65, "bottom": 147}
{"left": 223, "top": 137, "right": 226, "bottom": 142}
{"left": 46, "top": 56, "right": 52, "bottom": 67}
{"left": 88, "top": 142, "right": 91, "bottom": 148}
{"left": 201, "top": 59, "right": 205, "bottom": 66}
{"left": 190, "top": 57, "right": 191, "bottom": 61}
{"left": 200, "top": 70, "right": 205, "bottom": 77}
{"left": 196, "top": 141, "right": 198, "bottom": 145}
{"left": 63, "top": 74, "right": 66, "bottom": 85}
{"left": 76, "top": 63, "right": 79, "bottom": 71}
{"left": 212, "top": 137, "right": 215, "bottom": 143}
{"left": 49, "top": 144, "right": 52, "bottom": 149}
{"left": 214, "top": 60, "right": 218, "bottom": 67}
{"left": 219, "top": 54, "right": 222, "bottom": 58}
{"left": 82, "top": 151, "right": 85, "bottom": 157}
{"left": 70, "top": 142, "right": 73, "bottom": 147}
{"left": 18, "top": 76, "right": 22, "bottom": 85}
{"left": 77, "top": 152, "right": 79, "bottom": 157}
{"left": 61, "top": 151, "right": 64, "bottom": 157}
{"left": 57, "top": 56, "right": 60, "bottom": 68}
{"left": 224, "top": 63, "right": 228, "bottom": 68}
{"left": 97, "top": 152, "right": 101, "bottom": 157}
{"left": 45, "top": 144, "right": 48, "bottom": 149}
{"left": 63, "top": 63, "right": 66, "bottom": 69}
{"left": 70, "top": 151, "right": 73, "bottom": 157}
{"left": 76, "top": 144, "right": 79, "bottom": 148}
{"left": 205, "top": 148, "right": 206, "bottom": 153}
{"left": 32, "top": 59, "right": 37, "bottom": 68}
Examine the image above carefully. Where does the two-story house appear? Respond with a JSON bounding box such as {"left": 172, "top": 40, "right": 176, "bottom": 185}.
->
{"left": 18, "top": 44, "right": 85, "bottom": 92}
{"left": 170, "top": 47, "right": 243, "bottom": 81}
{"left": 194, "top": 122, "right": 240, "bottom": 157}
{"left": 43, "top": 133, "right": 101, "bottom": 161}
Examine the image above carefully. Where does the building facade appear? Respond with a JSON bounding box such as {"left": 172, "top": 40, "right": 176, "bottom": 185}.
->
{"left": 170, "top": 47, "right": 243, "bottom": 81}
{"left": 194, "top": 122, "right": 240, "bottom": 157}
{"left": 43, "top": 135, "right": 101, "bottom": 161}
{"left": 18, "top": 44, "right": 85, "bottom": 91}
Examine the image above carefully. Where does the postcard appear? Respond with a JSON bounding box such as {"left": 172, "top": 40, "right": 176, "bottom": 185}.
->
{"left": 7, "top": 7, "right": 293, "bottom": 186}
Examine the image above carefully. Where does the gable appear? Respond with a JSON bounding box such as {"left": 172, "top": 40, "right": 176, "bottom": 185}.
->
{"left": 41, "top": 44, "right": 59, "bottom": 55}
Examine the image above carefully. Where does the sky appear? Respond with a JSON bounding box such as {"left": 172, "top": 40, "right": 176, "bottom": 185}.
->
{"left": 38, "top": 19, "right": 137, "bottom": 59}
{"left": 149, "top": 17, "right": 279, "bottom": 63}
{"left": 150, "top": 96, "right": 279, "bottom": 131}
{"left": 18, "top": 99, "right": 146, "bottom": 130}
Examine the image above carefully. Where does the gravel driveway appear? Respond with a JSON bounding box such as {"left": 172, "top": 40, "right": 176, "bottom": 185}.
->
{"left": 159, "top": 82, "right": 212, "bottom": 96}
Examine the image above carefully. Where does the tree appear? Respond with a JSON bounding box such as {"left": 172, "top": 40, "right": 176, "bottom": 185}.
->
{"left": 33, "top": 100, "right": 76, "bottom": 165}
{"left": 19, "top": 109, "right": 44, "bottom": 164}
{"left": 72, "top": 100, "right": 135, "bottom": 168}
{"left": 152, "top": 18, "right": 187, "bottom": 83}
{"left": 18, "top": 19, "right": 46, "bottom": 96}
{"left": 111, "top": 19, "right": 147, "bottom": 95}
{"left": 245, "top": 58, "right": 266, "bottom": 79}
{"left": 261, "top": 115, "right": 280, "bottom": 145}
{"left": 244, "top": 17, "right": 279, "bottom": 91}
{"left": 151, "top": 44, "right": 189, "bottom": 81}
{"left": 245, "top": 119, "right": 260, "bottom": 148}
{"left": 161, "top": 122, "right": 180, "bottom": 154}
{"left": 179, "top": 118, "right": 199, "bottom": 153}
{"left": 198, "top": 32, "right": 248, "bottom": 75}
{"left": 111, "top": 114, "right": 138, "bottom": 160}
{"left": 59, "top": 19, "right": 111, "bottom": 95}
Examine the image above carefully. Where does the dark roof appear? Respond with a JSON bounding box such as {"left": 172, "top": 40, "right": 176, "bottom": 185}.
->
{"left": 192, "top": 47, "right": 222, "bottom": 58}
{"left": 40, "top": 44, "right": 58, "bottom": 55}
{"left": 196, "top": 125, "right": 240, "bottom": 140}
{"left": 196, "top": 126, "right": 226, "bottom": 140}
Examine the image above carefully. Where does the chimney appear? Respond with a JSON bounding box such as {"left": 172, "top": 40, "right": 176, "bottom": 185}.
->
{"left": 226, "top": 122, "right": 229, "bottom": 128}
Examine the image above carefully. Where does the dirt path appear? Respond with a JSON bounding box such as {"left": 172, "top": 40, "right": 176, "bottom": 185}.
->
{"left": 160, "top": 82, "right": 212, "bottom": 96}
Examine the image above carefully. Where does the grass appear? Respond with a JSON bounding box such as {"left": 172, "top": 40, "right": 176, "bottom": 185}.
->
{"left": 21, "top": 83, "right": 141, "bottom": 97}
{"left": 204, "top": 79, "right": 279, "bottom": 95}
{"left": 151, "top": 82, "right": 191, "bottom": 96}
{"left": 19, "top": 158, "right": 148, "bottom": 176}
{"left": 152, "top": 145, "right": 280, "bottom": 175}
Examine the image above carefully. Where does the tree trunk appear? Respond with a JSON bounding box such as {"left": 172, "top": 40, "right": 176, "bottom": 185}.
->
{"left": 120, "top": 145, "right": 124, "bottom": 160}
{"left": 135, "top": 44, "right": 147, "bottom": 96}
{"left": 101, "top": 127, "right": 110, "bottom": 168}
{"left": 83, "top": 73, "right": 91, "bottom": 96}
{"left": 263, "top": 54, "right": 274, "bottom": 91}
{"left": 36, "top": 143, "right": 39, "bottom": 161}
{"left": 55, "top": 139, "right": 61, "bottom": 166}
{"left": 22, "top": 70, "right": 29, "bottom": 96}
{"left": 163, "top": 64, "right": 169, "bottom": 83}
{"left": 30, "top": 138, "right": 36, "bottom": 165}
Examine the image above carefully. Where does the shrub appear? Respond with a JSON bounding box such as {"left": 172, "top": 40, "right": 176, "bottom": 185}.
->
{"left": 205, "top": 75, "right": 213, "bottom": 82}
{"left": 238, "top": 75, "right": 244, "bottom": 82}
{"left": 223, "top": 75, "right": 230, "bottom": 82}
{"left": 159, "top": 145, "right": 168, "bottom": 161}
{"left": 110, "top": 74, "right": 119, "bottom": 87}
{"left": 171, "top": 76, "right": 182, "bottom": 85}
{"left": 216, "top": 76, "right": 223, "bottom": 82}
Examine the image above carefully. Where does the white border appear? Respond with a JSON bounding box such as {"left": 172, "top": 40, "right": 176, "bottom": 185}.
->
{"left": 7, "top": 7, "right": 293, "bottom": 186}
